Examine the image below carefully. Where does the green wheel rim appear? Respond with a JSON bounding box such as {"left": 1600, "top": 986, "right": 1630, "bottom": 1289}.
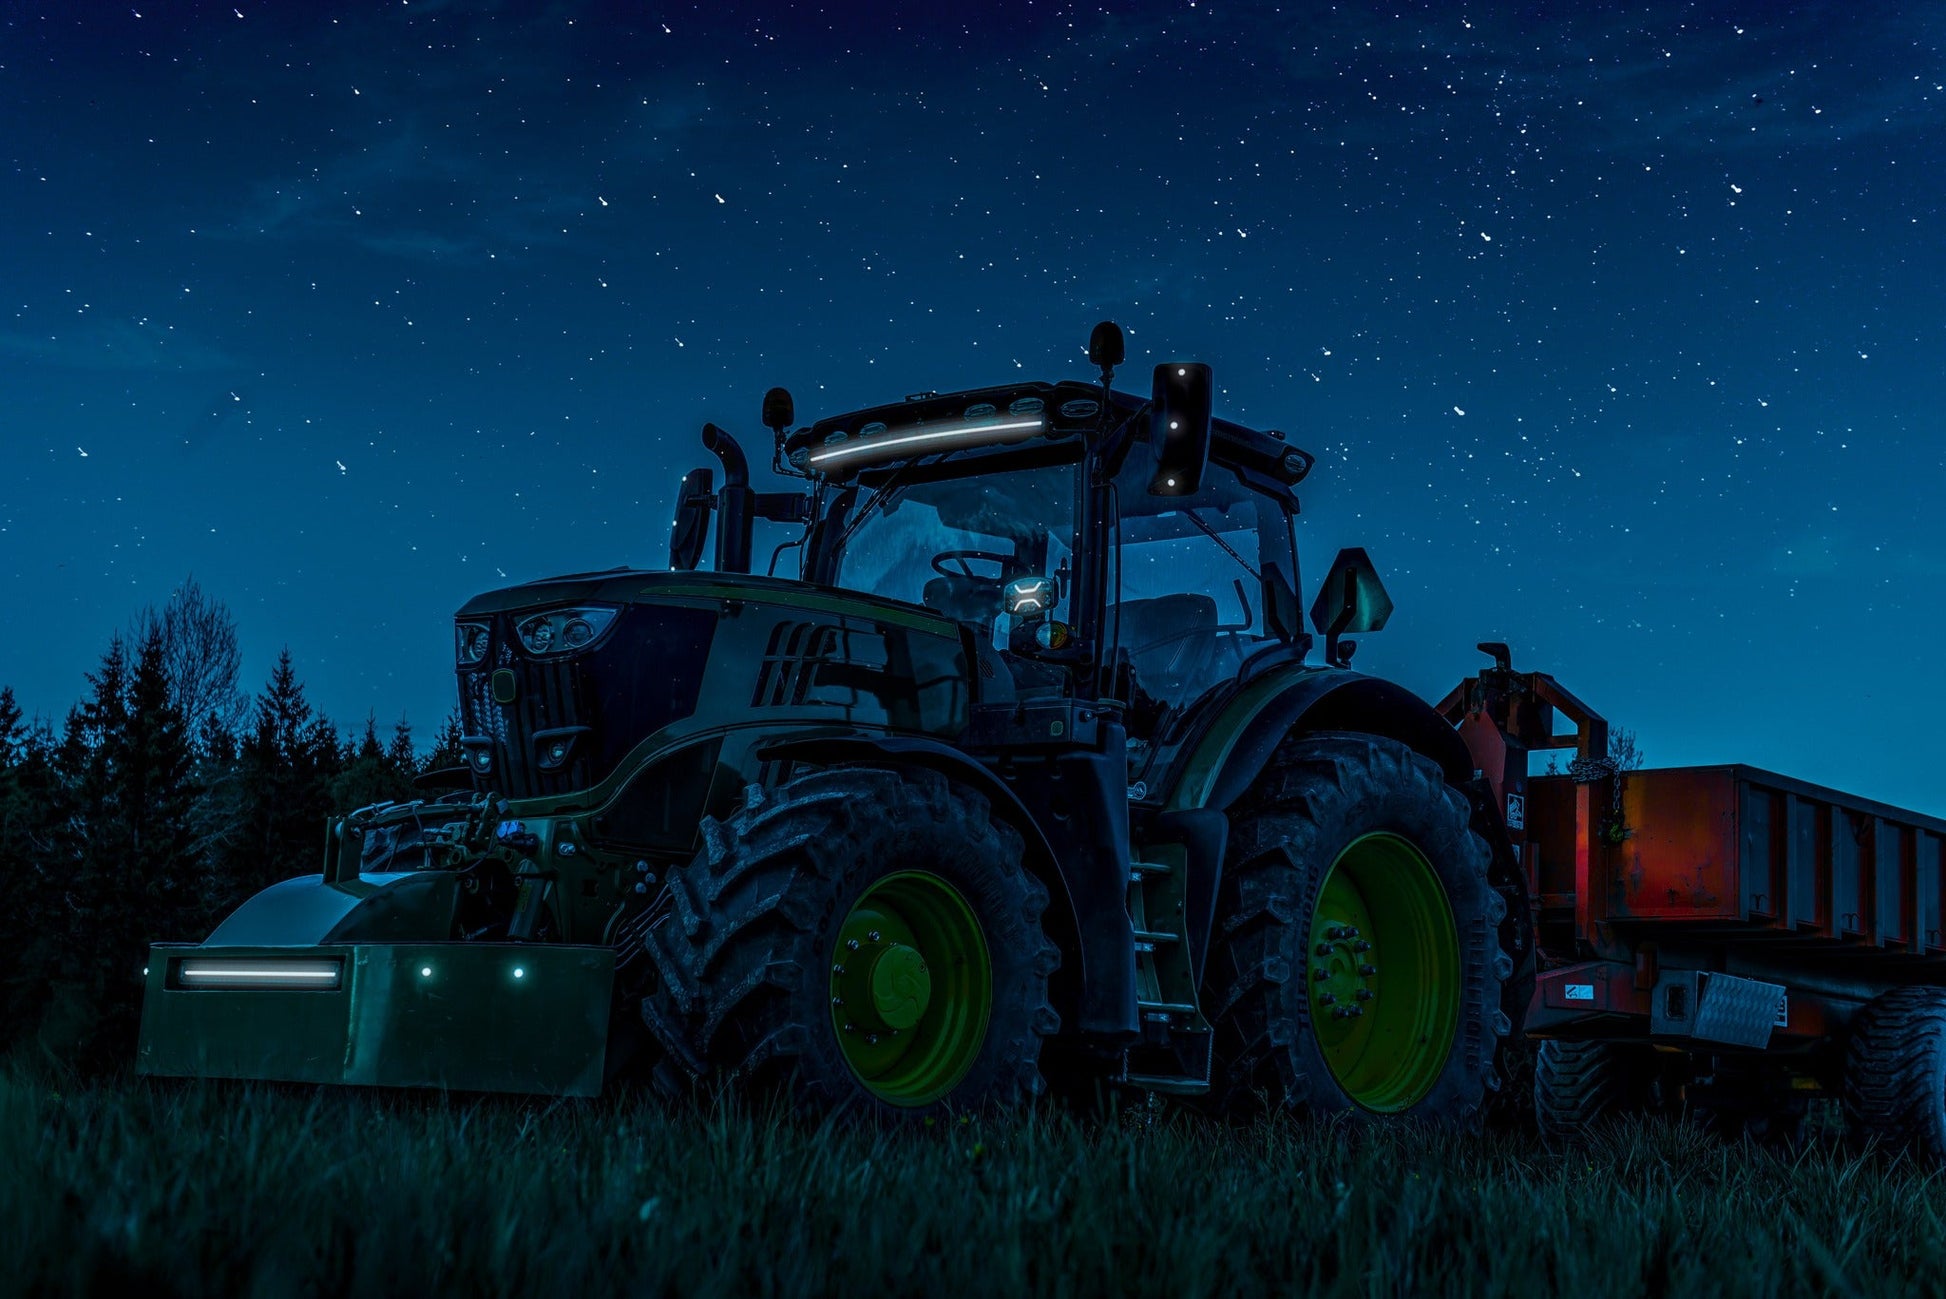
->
{"left": 830, "top": 871, "right": 992, "bottom": 1106}
{"left": 1306, "top": 832, "right": 1460, "bottom": 1112}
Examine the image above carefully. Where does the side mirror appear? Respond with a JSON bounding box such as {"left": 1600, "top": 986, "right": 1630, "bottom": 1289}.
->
{"left": 1309, "top": 547, "right": 1393, "bottom": 667}
{"left": 669, "top": 466, "right": 714, "bottom": 571}
{"left": 1148, "top": 362, "right": 1212, "bottom": 496}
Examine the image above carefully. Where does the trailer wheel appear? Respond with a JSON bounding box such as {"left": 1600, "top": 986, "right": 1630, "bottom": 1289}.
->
{"left": 1203, "top": 732, "right": 1511, "bottom": 1123}
{"left": 640, "top": 765, "right": 1059, "bottom": 1118}
{"left": 1844, "top": 986, "right": 1946, "bottom": 1161}
{"left": 1533, "top": 1040, "right": 1660, "bottom": 1141}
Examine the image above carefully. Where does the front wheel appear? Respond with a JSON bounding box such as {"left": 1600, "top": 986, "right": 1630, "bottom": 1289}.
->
{"left": 1203, "top": 732, "right": 1512, "bottom": 1122}
{"left": 640, "top": 765, "right": 1059, "bottom": 1118}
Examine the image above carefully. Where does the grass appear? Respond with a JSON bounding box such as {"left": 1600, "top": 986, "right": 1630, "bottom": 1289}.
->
{"left": 7, "top": 1064, "right": 1946, "bottom": 1299}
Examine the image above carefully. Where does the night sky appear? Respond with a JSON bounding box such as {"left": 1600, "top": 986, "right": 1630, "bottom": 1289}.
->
{"left": 4, "top": 2, "right": 1942, "bottom": 814}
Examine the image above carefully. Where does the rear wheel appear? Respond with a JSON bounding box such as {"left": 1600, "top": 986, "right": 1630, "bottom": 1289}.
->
{"left": 1203, "top": 733, "right": 1512, "bottom": 1122}
{"left": 1844, "top": 986, "right": 1946, "bottom": 1161}
{"left": 640, "top": 765, "right": 1059, "bottom": 1117}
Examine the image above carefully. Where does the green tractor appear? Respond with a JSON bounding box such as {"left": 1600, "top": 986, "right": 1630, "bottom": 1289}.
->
{"left": 138, "top": 323, "right": 1532, "bottom": 1121}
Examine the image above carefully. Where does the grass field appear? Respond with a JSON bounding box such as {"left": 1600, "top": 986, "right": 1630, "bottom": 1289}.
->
{"left": 8, "top": 1063, "right": 1944, "bottom": 1299}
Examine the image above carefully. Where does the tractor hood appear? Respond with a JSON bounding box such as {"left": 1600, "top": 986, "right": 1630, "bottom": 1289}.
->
{"left": 449, "top": 569, "right": 971, "bottom": 801}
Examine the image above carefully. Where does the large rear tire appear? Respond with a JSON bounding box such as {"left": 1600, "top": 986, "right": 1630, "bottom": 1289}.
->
{"left": 1844, "top": 986, "right": 1946, "bottom": 1161}
{"left": 1202, "top": 732, "right": 1512, "bottom": 1122}
{"left": 640, "top": 765, "right": 1059, "bottom": 1118}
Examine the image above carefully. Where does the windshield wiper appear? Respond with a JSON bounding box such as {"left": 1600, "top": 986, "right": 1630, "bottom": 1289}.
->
{"left": 831, "top": 456, "right": 930, "bottom": 557}
{"left": 1183, "top": 509, "right": 1262, "bottom": 582}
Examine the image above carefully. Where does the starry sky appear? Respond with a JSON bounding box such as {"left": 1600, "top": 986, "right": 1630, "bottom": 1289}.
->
{"left": 3, "top": 2, "right": 1942, "bottom": 814}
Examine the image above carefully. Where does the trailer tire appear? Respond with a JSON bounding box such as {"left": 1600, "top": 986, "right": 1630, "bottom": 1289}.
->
{"left": 1533, "top": 1040, "right": 1659, "bottom": 1141}
{"left": 1844, "top": 986, "right": 1946, "bottom": 1161}
{"left": 1203, "top": 732, "right": 1511, "bottom": 1124}
{"left": 640, "top": 765, "right": 1059, "bottom": 1119}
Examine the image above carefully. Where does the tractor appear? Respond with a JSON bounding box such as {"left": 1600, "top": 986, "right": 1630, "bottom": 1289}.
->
{"left": 138, "top": 322, "right": 1533, "bottom": 1122}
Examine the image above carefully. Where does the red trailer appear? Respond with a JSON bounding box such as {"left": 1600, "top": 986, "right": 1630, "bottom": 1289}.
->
{"left": 1440, "top": 646, "right": 1946, "bottom": 1152}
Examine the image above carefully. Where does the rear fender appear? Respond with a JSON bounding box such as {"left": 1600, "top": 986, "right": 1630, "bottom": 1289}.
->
{"left": 1166, "top": 667, "right": 1473, "bottom": 812}
{"left": 1163, "top": 666, "right": 1532, "bottom": 1038}
{"left": 757, "top": 733, "right": 1116, "bottom": 1037}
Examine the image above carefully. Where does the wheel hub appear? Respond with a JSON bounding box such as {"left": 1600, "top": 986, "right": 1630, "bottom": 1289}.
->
{"left": 1304, "top": 832, "right": 1460, "bottom": 1113}
{"left": 828, "top": 872, "right": 990, "bottom": 1105}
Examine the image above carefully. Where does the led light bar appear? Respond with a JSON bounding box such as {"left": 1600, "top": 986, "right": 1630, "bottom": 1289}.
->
{"left": 177, "top": 958, "right": 343, "bottom": 990}
{"left": 806, "top": 415, "right": 1045, "bottom": 471}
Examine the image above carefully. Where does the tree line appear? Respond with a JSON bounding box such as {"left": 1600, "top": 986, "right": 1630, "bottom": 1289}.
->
{"left": 0, "top": 580, "right": 463, "bottom": 1071}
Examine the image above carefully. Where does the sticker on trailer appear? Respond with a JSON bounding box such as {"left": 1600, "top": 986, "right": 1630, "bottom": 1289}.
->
{"left": 1505, "top": 793, "right": 1526, "bottom": 831}
{"left": 1775, "top": 994, "right": 1789, "bottom": 1027}
{"left": 1564, "top": 983, "right": 1594, "bottom": 1002}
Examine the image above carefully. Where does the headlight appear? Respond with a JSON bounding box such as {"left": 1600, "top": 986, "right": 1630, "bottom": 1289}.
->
{"left": 515, "top": 606, "right": 618, "bottom": 656}
{"left": 456, "top": 621, "right": 490, "bottom": 665}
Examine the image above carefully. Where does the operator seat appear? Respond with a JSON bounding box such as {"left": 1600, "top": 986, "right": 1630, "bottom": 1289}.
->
{"left": 1113, "top": 593, "right": 1220, "bottom": 703}
{"left": 922, "top": 574, "right": 1016, "bottom": 704}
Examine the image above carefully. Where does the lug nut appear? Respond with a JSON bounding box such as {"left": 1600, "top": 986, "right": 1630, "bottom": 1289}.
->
{"left": 635, "top": 860, "right": 650, "bottom": 874}
{"left": 1356, "top": 989, "right": 1374, "bottom": 1001}
{"left": 1320, "top": 992, "right": 1336, "bottom": 1005}
{"left": 1316, "top": 943, "right": 1335, "bottom": 956}
{"left": 633, "top": 882, "right": 648, "bottom": 895}
{"left": 1313, "top": 967, "right": 1330, "bottom": 981}
{"left": 867, "top": 930, "right": 881, "bottom": 942}
{"left": 832, "top": 964, "right": 846, "bottom": 976}
{"left": 1360, "top": 964, "right": 1378, "bottom": 977}
{"left": 1345, "top": 927, "right": 1359, "bottom": 939}
{"left": 843, "top": 1022, "right": 856, "bottom": 1034}
{"left": 832, "top": 995, "right": 843, "bottom": 1006}
{"left": 847, "top": 939, "right": 861, "bottom": 951}
{"left": 1324, "top": 925, "right": 1344, "bottom": 940}
{"left": 1353, "top": 940, "right": 1372, "bottom": 953}
{"left": 866, "top": 1034, "right": 879, "bottom": 1045}
{"left": 1349, "top": 1005, "right": 1365, "bottom": 1018}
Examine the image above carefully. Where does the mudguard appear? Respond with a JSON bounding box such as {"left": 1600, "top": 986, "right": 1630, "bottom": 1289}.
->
{"left": 1163, "top": 667, "right": 1474, "bottom": 813}
{"left": 756, "top": 732, "right": 1132, "bottom": 1037}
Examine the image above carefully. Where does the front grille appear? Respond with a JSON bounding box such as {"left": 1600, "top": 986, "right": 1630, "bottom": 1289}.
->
{"left": 456, "top": 603, "right": 716, "bottom": 800}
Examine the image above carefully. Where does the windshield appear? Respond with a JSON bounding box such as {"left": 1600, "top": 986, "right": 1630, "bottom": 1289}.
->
{"left": 1112, "top": 439, "right": 1300, "bottom": 719}
{"left": 830, "top": 458, "right": 1080, "bottom": 643}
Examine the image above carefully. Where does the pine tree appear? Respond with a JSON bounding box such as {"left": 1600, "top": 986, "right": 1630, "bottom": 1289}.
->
{"left": 385, "top": 715, "right": 416, "bottom": 778}
{"left": 425, "top": 709, "right": 466, "bottom": 774}
{"left": 38, "top": 631, "right": 202, "bottom": 1067}
{"left": 331, "top": 712, "right": 414, "bottom": 813}
{"left": 223, "top": 650, "right": 345, "bottom": 910}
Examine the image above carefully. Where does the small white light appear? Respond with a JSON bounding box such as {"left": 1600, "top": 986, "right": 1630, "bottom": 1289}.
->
{"left": 1165, "top": 477, "right": 1178, "bottom": 488}
{"left": 142, "top": 966, "right": 150, "bottom": 976}
{"left": 513, "top": 967, "right": 525, "bottom": 980}
{"left": 420, "top": 966, "right": 433, "bottom": 978}
{"left": 1177, "top": 367, "right": 1187, "bottom": 376}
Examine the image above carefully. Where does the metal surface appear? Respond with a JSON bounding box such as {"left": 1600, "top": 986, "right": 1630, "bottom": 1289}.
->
{"left": 1648, "top": 970, "right": 1787, "bottom": 1049}
{"left": 1525, "top": 764, "right": 1946, "bottom": 950}
{"left": 137, "top": 941, "right": 615, "bottom": 1096}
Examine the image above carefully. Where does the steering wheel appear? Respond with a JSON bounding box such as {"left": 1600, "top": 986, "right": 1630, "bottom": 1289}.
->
{"left": 930, "top": 549, "right": 1012, "bottom": 581}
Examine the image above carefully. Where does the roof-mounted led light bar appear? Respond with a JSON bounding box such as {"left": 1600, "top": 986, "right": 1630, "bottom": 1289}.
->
{"left": 805, "top": 415, "right": 1046, "bottom": 472}
{"left": 176, "top": 957, "right": 344, "bottom": 990}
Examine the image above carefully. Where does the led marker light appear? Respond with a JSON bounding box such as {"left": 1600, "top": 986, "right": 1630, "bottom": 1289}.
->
{"left": 177, "top": 958, "right": 342, "bottom": 990}
{"left": 806, "top": 415, "right": 1045, "bottom": 470}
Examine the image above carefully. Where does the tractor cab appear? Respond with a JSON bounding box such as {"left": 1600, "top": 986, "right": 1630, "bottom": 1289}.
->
{"left": 776, "top": 359, "right": 1314, "bottom": 777}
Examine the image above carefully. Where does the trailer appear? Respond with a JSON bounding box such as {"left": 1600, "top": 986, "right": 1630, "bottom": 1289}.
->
{"left": 1440, "top": 646, "right": 1946, "bottom": 1154}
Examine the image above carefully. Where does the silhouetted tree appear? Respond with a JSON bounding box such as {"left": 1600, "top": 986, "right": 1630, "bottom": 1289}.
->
{"left": 222, "top": 650, "right": 344, "bottom": 910}
{"left": 425, "top": 709, "right": 466, "bottom": 774}
{"left": 38, "top": 631, "right": 202, "bottom": 1067}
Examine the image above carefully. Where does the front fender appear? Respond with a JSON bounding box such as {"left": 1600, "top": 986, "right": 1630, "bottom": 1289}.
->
{"left": 756, "top": 732, "right": 1121, "bottom": 1037}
